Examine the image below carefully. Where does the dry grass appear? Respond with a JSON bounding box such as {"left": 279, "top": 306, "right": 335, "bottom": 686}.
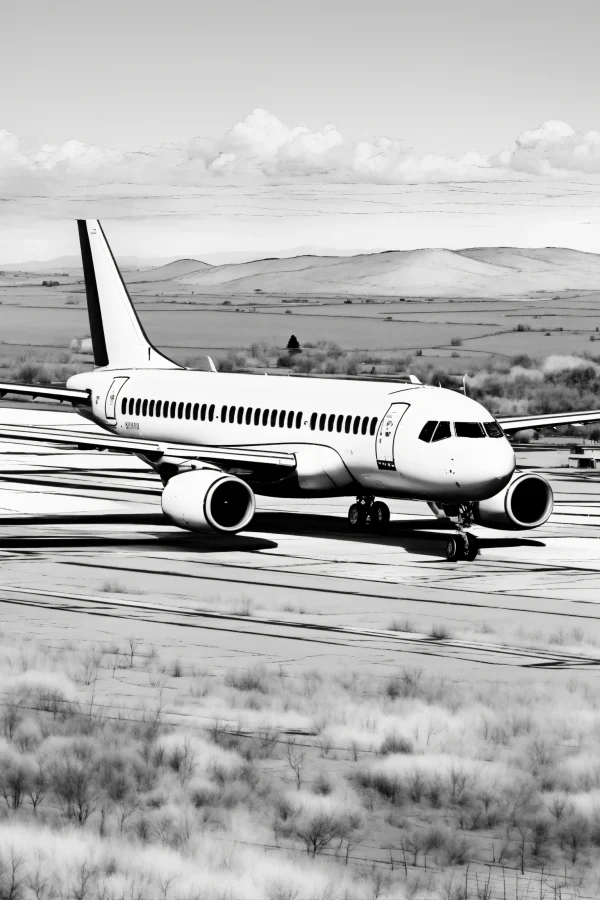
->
{"left": 1, "top": 632, "right": 600, "bottom": 898}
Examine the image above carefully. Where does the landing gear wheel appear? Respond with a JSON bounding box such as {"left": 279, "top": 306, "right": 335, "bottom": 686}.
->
{"left": 370, "top": 501, "right": 390, "bottom": 530}
{"left": 348, "top": 503, "right": 367, "bottom": 530}
{"left": 445, "top": 537, "right": 461, "bottom": 562}
{"left": 463, "top": 533, "right": 479, "bottom": 561}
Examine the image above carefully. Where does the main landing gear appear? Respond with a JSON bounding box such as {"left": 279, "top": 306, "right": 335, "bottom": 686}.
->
{"left": 445, "top": 503, "right": 479, "bottom": 562}
{"left": 348, "top": 495, "right": 390, "bottom": 531}
{"left": 445, "top": 532, "right": 479, "bottom": 562}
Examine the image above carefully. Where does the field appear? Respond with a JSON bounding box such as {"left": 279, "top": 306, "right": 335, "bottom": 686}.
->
{"left": 2, "top": 265, "right": 600, "bottom": 372}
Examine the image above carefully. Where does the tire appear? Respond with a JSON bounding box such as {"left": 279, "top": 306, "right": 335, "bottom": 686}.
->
{"left": 445, "top": 537, "right": 460, "bottom": 561}
{"left": 370, "top": 501, "right": 390, "bottom": 530}
{"left": 348, "top": 503, "right": 367, "bottom": 530}
{"left": 463, "top": 534, "right": 479, "bottom": 561}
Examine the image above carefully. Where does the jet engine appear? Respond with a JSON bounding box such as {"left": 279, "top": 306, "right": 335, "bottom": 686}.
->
{"left": 473, "top": 471, "right": 553, "bottom": 531}
{"left": 161, "top": 469, "right": 255, "bottom": 534}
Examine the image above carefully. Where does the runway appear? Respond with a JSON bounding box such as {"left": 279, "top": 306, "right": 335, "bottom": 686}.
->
{"left": 2, "top": 409, "right": 600, "bottom": 683}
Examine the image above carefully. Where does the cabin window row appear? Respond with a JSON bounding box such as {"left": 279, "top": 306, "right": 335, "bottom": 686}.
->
{"left": 121, "top": 397, "right": 216, "bottom": 421}
{"left": 310, "top": 412, "right": 378, "bottom": 435}
{"left": 121, "top": 397, "right": 378, "bottom": 436}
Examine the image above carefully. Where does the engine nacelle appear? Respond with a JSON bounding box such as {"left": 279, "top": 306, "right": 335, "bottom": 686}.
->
{"left": 161, "top": 469, "right": 255, "bottom": 534}
{"left": 473, "top": 471, "right": 553, "bottom": 531}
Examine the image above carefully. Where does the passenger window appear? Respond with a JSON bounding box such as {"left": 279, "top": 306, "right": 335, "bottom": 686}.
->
{"left": 208, "top": 404, "right": 215, "bottom": 422}
{"left": 254, "top": 409, "right": 261, "bottom": 426}
{"left": 319, "top": 413, "right": 326, "bottom": 431}
{"left": 296, "top": 411, "right": 302, "bottom": 429}
{"left": 353, "top": 416, "right": 360, "bottom": 434}
{"left": 200, "top": 403, "right": 206, "bottom": 421}
{"left": 156, "top": 400, "right": 162, "bottom": 417}
{"left": 141, "top": 400, "right": 147, "bottom": 416}
{"left": 336, "top": 415, "right": 343, "bottom": 433}
{"left": 279, "top": 410, "right": 286, "bottom": 428}
{"left": 170, "top": 401, "right": 176, "bottom": 418}
{"left": 185, "top": 403, "right": 191, "bottom": 420}
{"left": 149, "top": 400, "right": 155, "bottom": 417}
{"left": 221, "top": 405, "right": 227, "bottom": 421}
{"left": 419, "top": 421, "right": 437, "bottom": 443}
{"left": 178, "top": 402, "right": 184, "bottom": 420}
{"left": 229, "top": 407, "right": 236, "bottom": 424}
{"left": 345, "top": 415, "right": 352, "bottom": 434}
{"left": 246, "top": 408, "right": 252, "bottom": 425}
{"left": 121, "top": 397, "right": 127, "bottom": 415}
{"left": 370, "top": 417, "right": 378, "bottom": 436}
{"left": 193, "top": 403, "right": 199, "bottom": 421}
{"left": 327, "top": 414, "right": 335, "bottom": 432}
{"left": 455, "top": 422, "right": 485, "bottom": 438}
{"left": 128, "top": 398, "right": 134, "bottom": 415}
{"left": 135, "top": 399, "right": 141, "bottom": 416}
{"left": 310, "top": 413, "right": 317, "bottom": 430}
{"left": 432, "top": 421, "right": 452, "bottom": 442}
{"left": 237, "top": 407, "right": 244, "bottom": 425}
{"left": 361, "top": 417, "right": 369, "bottom": 435}
{"left": 262, "top": 409, "right": 269, "bottom": 426}
{"left": 287, "top": 411, "right": 294, "bottom": 428}
{"left": 269, "top": 410, "right": 276, "bottom": 427}
{"left": 484, "top": 421, "right": 504, "bottom": 438}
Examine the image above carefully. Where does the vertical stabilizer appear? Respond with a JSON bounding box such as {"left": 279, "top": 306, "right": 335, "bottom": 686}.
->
{"left": 77, "top": 220, "right": 181, "bottom": 370}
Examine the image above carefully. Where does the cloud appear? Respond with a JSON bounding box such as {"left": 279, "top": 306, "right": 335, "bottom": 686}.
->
{"left": 5, "top": 110, "right": 600, "bottom": 194}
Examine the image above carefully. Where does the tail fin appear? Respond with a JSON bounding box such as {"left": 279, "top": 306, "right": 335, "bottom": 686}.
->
{"left": 77, "top": 220, "right": 181, "bottom": 370}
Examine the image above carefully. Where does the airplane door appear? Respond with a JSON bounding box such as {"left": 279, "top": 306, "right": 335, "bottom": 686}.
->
{"left": 105, "top": 377, "right": 129, "bottom": 421}
{"left": 376, "top": 403, "right": 409, "bottom": 470}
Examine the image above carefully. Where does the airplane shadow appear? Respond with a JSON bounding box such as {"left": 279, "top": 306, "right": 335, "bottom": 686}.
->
{"left": 0, "top": 512, "right": 278, "bottom": 553}
{"left": 248, "top": 511, "right": 546, "bottom": 558}
{"left": 0, "top": 510, "right": 546, "bottom": 558}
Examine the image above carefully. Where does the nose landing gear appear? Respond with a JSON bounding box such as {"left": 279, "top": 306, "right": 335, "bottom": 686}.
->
{"left": 445, "top": 503, "right": 479, "bottom": 561}
{"left": 348, "top": 495, "right": 390, "bottom": 531}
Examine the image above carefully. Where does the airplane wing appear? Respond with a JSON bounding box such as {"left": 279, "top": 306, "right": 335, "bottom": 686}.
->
{"left": 0, "top": 383, "right": 91, "bottom": 406}
{"left": 0, "top": 422, "right": 296, "bottom": 472}
{"left": 498, "top": 409, "right": 600, "bottom": 434}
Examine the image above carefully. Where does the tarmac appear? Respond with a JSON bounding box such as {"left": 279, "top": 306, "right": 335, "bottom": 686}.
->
{"left": 2, "top": 408, "right": 600, "bottom": 685}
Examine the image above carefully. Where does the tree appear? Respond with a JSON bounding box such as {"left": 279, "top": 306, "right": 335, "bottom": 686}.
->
{"left": 286, "top": 335, "right": 301, "bottom": 355}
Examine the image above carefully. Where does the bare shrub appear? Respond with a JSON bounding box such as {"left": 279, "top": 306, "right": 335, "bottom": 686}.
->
{"left": 50, "top": 740, "right": 98, "bottom": 824}
{"left": 225, "top": 667, "right": 269, "bottom": 693}
{"left": 429, "top": 622, "right": 452, "bottom": 640}
{"left": 379, "top": 732, "right": 413, "bottom": 755}
{"left": 385, "top": 668, "right": 424, "bottom": 700}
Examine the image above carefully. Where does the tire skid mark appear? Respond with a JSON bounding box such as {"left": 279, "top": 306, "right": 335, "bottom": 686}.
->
{"left": 0, "top": 585, "right": 595, "bottom": 669}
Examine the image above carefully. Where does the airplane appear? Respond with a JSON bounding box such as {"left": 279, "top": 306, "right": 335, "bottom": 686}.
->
{"left": 0, "top": 219, "right": 599, "bottom": 562}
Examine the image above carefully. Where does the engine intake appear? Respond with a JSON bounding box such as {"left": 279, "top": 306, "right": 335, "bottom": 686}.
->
{"left": 473, "top": 471, "right": 553, "bottom": 531}
{"left": 161, "top": 469, "right": 255, "bottom": 534}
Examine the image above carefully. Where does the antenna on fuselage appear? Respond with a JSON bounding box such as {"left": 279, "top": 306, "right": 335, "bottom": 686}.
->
{"left": 207, "top": 356, "right": 218, "bottom": 373}
{"left": 462, "top": 372, "right": 470, "bottom": 396}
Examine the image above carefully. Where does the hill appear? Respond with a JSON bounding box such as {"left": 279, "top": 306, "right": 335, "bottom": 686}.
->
{"left": 175, "top": 246, "right": 600, "bottom": 297}
{"left": 129, "top": 258, "right": 210, "bottom": 282}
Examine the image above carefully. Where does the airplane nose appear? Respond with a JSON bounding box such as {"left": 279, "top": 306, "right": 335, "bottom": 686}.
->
{"left": 454, "top": 439, "right": 515, "bottom": 500}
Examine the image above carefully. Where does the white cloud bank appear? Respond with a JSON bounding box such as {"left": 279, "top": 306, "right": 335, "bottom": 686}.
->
{"left": 4, "top": 110, "right": 600, "bottom": 192}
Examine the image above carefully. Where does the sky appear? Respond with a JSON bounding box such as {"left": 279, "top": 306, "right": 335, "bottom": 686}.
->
{"left": 2, "top": 0, "right": 600, "bottom": 262}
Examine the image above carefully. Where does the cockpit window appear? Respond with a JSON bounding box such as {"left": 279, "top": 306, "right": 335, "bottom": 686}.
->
{"left": 484, "top": 421, "right": 504, "bottom": 438}
{"left": 455, "top": 422, "right": 485, "bottom": 438}
{"left": 418, "top": 421, "right": 438, "bottom": 442}
{"left": 432, "top": 421, "right": 452, "bottom": 442}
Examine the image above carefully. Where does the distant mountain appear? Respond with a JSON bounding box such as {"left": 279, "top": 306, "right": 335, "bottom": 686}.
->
{"left": 3, "top": 246, "right": 600, "bottom": 297}
{"left": 129, "top": 259, "right": 210, "bottom": 282}
{"left": 0, "top": 254, "right": 186, "bottom": 272}
{"left": 175, "top": 247, "right": 600, "bottom": 297}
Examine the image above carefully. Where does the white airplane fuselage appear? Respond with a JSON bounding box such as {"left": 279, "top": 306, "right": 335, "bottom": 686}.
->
{"left": 68, "top": 367, "right": 516, "bottom": 503}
